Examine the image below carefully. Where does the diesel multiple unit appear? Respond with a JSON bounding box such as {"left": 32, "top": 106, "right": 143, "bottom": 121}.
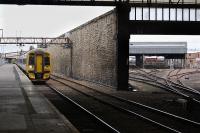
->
{"left": 17, "top": 49, "right": 51, "bottom": 82}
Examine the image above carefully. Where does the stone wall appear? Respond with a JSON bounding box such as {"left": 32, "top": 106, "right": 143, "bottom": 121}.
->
{"left": 47, "top": 43, "right": 72, "bottom": 77}
{"left": 47, "top": 10, "right": 117, "bottom": 87}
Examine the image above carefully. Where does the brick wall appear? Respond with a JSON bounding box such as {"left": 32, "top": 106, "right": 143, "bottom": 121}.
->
{"left": 47, "top": 10, "right": 117, "bottom": 87}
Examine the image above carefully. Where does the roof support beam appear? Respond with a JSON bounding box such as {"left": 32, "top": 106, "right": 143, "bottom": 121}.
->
{"left": 0, "top": 1, "right": 200, "bottom": 8}
{"left": 129, "top": 21, "right": 200, "bottom": 35}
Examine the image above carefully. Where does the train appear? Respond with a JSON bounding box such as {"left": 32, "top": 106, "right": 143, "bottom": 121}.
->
{"left": 129, "top": 56, "right": 168, "bottom": 68}
{"left": 16, "top": 49, "right": 51, "bottom": 82}
{"left": 144, "top": 56, "right": 165, "bottom": 64}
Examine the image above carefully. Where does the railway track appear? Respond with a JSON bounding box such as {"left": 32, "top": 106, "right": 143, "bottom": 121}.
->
{"left": 41, "top": 83, "right": 120, "bottom": 133}
{"left": 47, "top": 74, "right": 200, "bottom": 133}
{"left": 15, "top": 65, "right": 119, "bottom": 133}
{"left": 168, "top": 69, "right": 200, "bottom": 79}
{"left": 172, "top": 69, "right": 200, "bottom": 95}
{"left": 47, "top": 78, "right": 169, "bottom": 133}
{"left": 165, "top": 69, "right": 200, "bottom": 104}
{"left": 130, "top": 69, "right": 200, "bottom": 105}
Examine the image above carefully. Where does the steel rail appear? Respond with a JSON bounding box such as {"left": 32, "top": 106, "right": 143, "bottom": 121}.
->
{"left": 16, "top": 64, "right": 119, "bottom": 132}
{"left": 173, "top": 70, "right": 200, "bottom": 94}
{"left": 50, "top": 75, "right": 200, "bottom": 131}
{"left": 129, "top": 76, "right": 193, "bottom": 98}
{"left": 134, "top": 69, "right": 200, "bottom": 100}
{"left": 131, "top": 67, "right": 200, "bottom": 103}
{"left": 165, "top": 69, "right": 200, "bottom": 101}
{"left": 50, "top": 77, "right": 181, "bottom": 133}
{"left": 129, "top": 77, "right": 200, "bottom": 125}
{"left": 171, "top": 70, "right": 200, "bottom": 97}
{"left": 46, "top": 84, "right": 120, "bottom": 133}
{"left": 133, "top": 68, "right": 200, "bottom": 104}
{"left": 129, "top": 77, "right": 200, "bottom": 95}
{"left": 168, "top": 70, "right": 200, "bottom": 78}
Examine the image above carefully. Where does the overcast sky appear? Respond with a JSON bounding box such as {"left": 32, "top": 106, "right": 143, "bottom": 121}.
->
{"left": 0, "top": 5, "right": 200, "bottom": 53}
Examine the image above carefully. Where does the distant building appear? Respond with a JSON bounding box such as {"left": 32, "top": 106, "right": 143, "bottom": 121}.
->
{"left": 186, "top": 52, "right": 200, "bottom": 68}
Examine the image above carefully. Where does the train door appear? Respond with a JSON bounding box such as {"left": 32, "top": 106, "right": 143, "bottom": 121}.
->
{"left": 36, "top": 55, "right": 43, "bottom": 73}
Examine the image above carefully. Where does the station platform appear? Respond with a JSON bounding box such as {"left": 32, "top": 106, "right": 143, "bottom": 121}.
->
{"left": 0, "top": 64, "right": 78, "bottom": 133}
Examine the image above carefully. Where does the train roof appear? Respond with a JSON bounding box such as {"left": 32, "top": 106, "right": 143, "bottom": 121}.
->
{"left": 28, "top": 48, "right": 49, "bottom": 54}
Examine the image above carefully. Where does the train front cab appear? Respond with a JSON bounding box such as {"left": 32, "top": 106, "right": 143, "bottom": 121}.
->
{"left": 26, "top": 51, "right": 50, "bottom": 81}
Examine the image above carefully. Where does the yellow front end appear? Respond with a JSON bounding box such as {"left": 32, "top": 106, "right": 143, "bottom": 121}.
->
{"left": 28, "top": 72, "right": 35, "bottom": 79}
{"left": 26, "top": 53, "right": 35, "bottom": 80}
{"left": 43, "top": 53, "right": 51, "bottom": 80}
{"left": 43, "top": 65, "right": 51, "bottom": 80}
{"left": 25, "top": 50, "right": 51, "bottom": 81}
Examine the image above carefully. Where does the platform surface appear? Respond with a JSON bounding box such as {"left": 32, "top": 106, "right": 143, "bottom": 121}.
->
{"left": 0, "top": 64, "right": 78, "bottom": 133}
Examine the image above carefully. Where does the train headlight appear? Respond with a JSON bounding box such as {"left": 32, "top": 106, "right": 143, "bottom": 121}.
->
{"left": 29, "top": 65, "right": 33, "bottom": 69}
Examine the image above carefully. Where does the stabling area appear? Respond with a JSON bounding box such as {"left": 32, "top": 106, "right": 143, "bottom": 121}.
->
{"left": 0, "top": 0, "right": 200, "bottom": 133}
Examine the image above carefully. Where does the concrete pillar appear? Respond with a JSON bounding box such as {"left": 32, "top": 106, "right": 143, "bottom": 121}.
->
{"left": 164, "top": 56, "right": 168, "bottom": 68}
{"left": 171, "top": 59, "right": 174, "bottom": 69}
{"left": 181, "top": 58, "right": 185, "bottom": 68}
{"left": 175, "top": 59, "right": 177, "bottom": 68}
{"left": 183, "top": 54, "right": 186, "bottom": 68}
{"left": 116, "top": 4, "right": 131, "bottom": 90}
{"left": 136, "top": 55, "right": 144, "bottom": 68}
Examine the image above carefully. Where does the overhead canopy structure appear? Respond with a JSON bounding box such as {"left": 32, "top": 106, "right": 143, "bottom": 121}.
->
{"left": 0, "top": 0, "right": 200, "bottom": 7}
{"left": 130, "top": 42, "right": 187, "bottom": 55}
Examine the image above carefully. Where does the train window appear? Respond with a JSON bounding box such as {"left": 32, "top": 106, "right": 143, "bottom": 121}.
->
{"left": 44, "top": 57, "right": 50, "bottom": 65}
{"left": 29, "top": 56, "right": 34, "bottom": 65}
